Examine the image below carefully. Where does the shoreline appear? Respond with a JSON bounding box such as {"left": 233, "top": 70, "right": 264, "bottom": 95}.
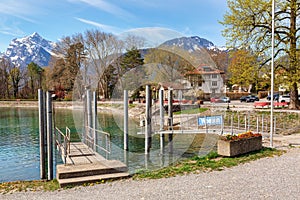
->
{"left": 0, "top": 100, "right": 145, "bottom": 120}
{"left": 1, "top": 147, "right": 300, "bottom": 198}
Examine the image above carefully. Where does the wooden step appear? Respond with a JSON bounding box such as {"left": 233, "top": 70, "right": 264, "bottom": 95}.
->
{"left": 58, "top": 172, "right": 130, "bottom": 187}
{"left": 57, "top": 160, "right": 128, "bottom": 179}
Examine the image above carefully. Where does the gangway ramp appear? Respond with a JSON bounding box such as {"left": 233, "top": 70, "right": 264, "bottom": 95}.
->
{"left": 55, "top": 129, "right": 129, "bottom": 187}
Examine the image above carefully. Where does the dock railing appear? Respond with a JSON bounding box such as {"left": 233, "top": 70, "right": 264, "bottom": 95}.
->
{"left": 55, "top": 127, "right": 71, "bottom": 164}
{"left": 85, "top": 126, "right": 111, "bottom": 158}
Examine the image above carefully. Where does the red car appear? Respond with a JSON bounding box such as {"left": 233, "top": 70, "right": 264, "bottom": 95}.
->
{"left": 210, "top": 96, "right": 230, "bottom": 103}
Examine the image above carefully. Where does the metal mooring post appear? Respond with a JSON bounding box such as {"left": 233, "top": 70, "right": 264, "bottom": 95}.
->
{"left": 168, "top": 88, "right": 173, "bottom": 153}
{"left": 159, "top": 87, "right": 165, "bottom": 154}
{"left": 93, "top": 91, "right": 98, "bottom": 151}
{"left": 145, "top": 85, "right": 152, "bottom": 154}
{"left": 46, "top": 91, "right": 53, "bottom": 180}
{"left": 38, "top": 89, "right": 46, "bottom": 179}
{"left": 86, "top": 89, "right": 92, "bottom": 147}
{"left": 124, "top": 90, "right": 129, "bottom": 151}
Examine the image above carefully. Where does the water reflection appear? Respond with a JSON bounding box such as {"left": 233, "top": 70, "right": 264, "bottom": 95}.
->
{"left": 0, "top": 107, "right": 218, "bottom": 182}
{"left": 0, "top": 107, "right": 39, "bottom": 182}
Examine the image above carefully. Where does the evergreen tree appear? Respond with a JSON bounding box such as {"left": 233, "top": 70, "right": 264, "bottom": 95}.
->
{"left": 27, "top": 62, "right": 43, "bottom": 98}
{"left": 120, "top": 47, "right": 144, "bottom": 73}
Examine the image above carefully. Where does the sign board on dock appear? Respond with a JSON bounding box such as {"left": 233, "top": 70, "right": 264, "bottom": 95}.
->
{"left": 198, "top": 115, "right": 223, "bottom": 126}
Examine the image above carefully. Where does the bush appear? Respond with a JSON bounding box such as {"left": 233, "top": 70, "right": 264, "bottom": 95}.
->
{"left": 226, "top": 92, "right": 250, "bottom": 100}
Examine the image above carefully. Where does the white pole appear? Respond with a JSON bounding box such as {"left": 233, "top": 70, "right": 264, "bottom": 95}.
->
{"left": 159, "top": 87, "right": 165, "bottom": 131}
{"left": 38, "top": 89, "right": 46, "bottom": 179}
{"left": 270, "top": 0, "right": 275, "bottom": 148}
{"left": 159, "top": 87, "right": 165, "bottom": 154}
{"left": 93, "top": 91, "right": 97, "bottom": 151}
{"left": 167, "top": 88, "right": 173, "bottom": 153}
{"left": 87, "top": 89, "right": 92, "bottom": 146}
{"left": 46, "top": 91, "right": 53, "bottom": 180}
{"left": 124, "top": 90, "right": 129, "bottom": 151}
{"left": 145, "top": 85, "right": 152, "bottom": 154}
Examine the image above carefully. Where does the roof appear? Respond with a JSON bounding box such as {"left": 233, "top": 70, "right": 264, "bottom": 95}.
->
{"left": 158, "top": 82, "right": 186, "bottom": 90}
{"left": 185, "top": 65, "right": 224, "bottom": 75}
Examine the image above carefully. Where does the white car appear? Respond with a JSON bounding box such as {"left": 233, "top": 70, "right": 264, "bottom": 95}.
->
{"left": 278, "top": 95, "right": 290, "bottom": 103}
{"left": 278, "top": 95, "right": 300, "bottom": 103}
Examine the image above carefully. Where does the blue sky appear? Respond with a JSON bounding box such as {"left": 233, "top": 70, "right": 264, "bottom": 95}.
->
{"left": 0, "top": 0, "right": 228, "bottom": 52}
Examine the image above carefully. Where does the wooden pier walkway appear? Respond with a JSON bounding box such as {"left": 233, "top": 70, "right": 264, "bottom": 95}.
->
{"left": 56, "top": 142, "right": 129, "bottom": 187}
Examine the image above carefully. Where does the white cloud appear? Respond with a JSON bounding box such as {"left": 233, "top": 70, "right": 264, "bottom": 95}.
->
{"left": 0, "top": 17, "right": 25, "bottom": 37}
{"left": 124, "top": 0, "right": 157, "bottom": 8}
{"left": 68, "top": 0, "right": 134, "bottom": 19}
{"left": 75, "top": 17, "right": 122, "bottom": 33}
{"left": 0, "top": 1, "right": 40, "bottom": 23}
{"left": 119, "top": 27, "right": 184, "bottom": 48}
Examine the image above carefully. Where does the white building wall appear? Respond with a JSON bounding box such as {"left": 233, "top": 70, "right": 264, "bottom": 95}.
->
{"left": 200, "top": 74, "right": 224, "bottom": 94}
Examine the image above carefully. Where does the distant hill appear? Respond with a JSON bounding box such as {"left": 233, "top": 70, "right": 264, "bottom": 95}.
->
{"left": 161, "top": 36, "right": 226, "bottom": 52}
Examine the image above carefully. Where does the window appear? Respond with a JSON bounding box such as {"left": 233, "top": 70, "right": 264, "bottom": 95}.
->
{"left": 188, "top": 75, "right": 202, "bottom": 87}
{"left": 198, "top": 81, "right": 202, "bottom": 87}
{"left": 212, "top": 81, "right": 217, "bottom": 86}
{"left": 203, "top": 66, "right": 212, "bottom": 72}
{"left": 212, "top": 74, "right": 218, "bottom": 79}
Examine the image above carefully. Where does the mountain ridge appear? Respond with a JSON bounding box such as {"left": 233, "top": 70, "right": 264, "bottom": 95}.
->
{"left": 1, "top": 32, "right": 56, "bottom": 69}
{"left": 1, "top": 32, "right": 226, "bottom": 69}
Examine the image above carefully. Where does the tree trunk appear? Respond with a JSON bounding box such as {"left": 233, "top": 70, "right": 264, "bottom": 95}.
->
{"left": 289, "top": 83, "right": 299, "bottom": 109}
{"left": 288, "top": 0, "right": 299, "bottom": 109}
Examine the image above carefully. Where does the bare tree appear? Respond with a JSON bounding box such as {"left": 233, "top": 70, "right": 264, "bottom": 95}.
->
{"left": 0, "top": 57, "right": 11, "bottom": 98}
{"left": 84, "top": 30, "right": 123, "bottom": 99}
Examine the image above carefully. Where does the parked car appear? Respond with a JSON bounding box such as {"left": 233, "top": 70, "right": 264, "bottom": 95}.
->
{"left": 240, "top": 96, "right": 250, "bottom": 102}
{"left": 267, "top": 93, "right": 279, "bottom": 101}
{"left": 210, "top": 96, "right": 230, "bottom": 103}
{"left": 249, "top": 95, "right": 259, "bottom": 101}
{"left": 278, "top": 94, "right": 300, "bottom": 103}
{"left": 240, "top": 95, "right": 259, "bottom": 103}
{"left": 278, "top": 95, "right": 290, "bottom": 103}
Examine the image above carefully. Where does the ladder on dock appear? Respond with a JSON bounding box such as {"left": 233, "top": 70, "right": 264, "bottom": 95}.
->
{"left": 55, "top": 127, "right": 129, "bottom": 187}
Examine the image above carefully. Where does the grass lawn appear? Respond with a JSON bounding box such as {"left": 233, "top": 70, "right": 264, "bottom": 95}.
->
{"left": 0, "top": 147, "right": 285, "bottom": 194}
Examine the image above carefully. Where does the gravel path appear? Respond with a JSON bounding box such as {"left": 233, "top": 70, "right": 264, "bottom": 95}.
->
{"left": 2, "top": 147, "right": 300, "bottom": 200}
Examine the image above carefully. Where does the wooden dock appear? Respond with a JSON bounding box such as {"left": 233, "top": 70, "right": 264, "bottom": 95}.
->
{"left": 56, "top": 142, "right": 129, "bottom": 187}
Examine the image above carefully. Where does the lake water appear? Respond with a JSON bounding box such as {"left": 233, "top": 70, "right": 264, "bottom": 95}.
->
{"left": 0, "top": 106, "right": 218, "bottom": 183}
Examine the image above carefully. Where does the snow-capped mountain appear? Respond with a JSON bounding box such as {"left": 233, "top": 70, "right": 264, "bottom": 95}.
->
{"left": 2, "top": 32, "right": 56, "bottom": 69}
{"left": 1, "top": 32, "right": 226, "bottom": 70}
{"left": 161, "top": 36, "right": 225, "bottom": 52}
